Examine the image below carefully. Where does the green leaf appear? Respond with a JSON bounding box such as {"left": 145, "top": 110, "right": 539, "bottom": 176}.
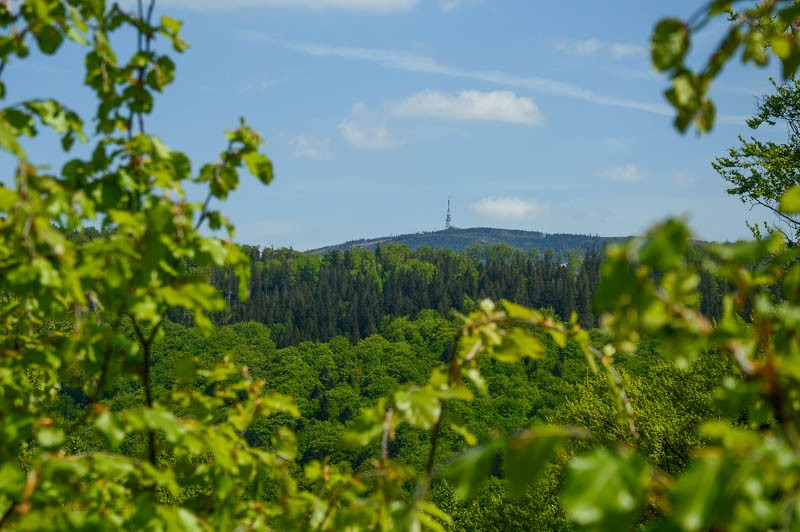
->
{"left": 639, "top": 218, "right": 691, "bottom": 269}
{"left": 65, "top": 24, "right": 88, "bottom": 46}
{"left": 393, "top": 387, "right": 440, "bottom": 429}
{"left": 505, "top": 426, "right": 570, "bottom": 498}
{"left": 501, "top": 299, "right": 542, "bottom": 322}
{"left": 176, "top": 508, "right": 202, "bottom": 532}
{"left": 169, "top": 151, "right": 191, "bottom": 180}
{"left": 772, "top": 35, "right": 792, "bottom": 59}
{"left": 669, "top": 455, "right": 742, "bottom": 531}
{"left": 86, "top": 0, "right": 106, "bottom": 18}
{"left": 779, "top": 185, "right": 800, "bottom": 214}
{"left": 450, "top": 423, "right": 478, "bottom": 446}
{"left": 0, "top": 116, "right": 24, "bottom": 157}
{"left": 142, "top": 408, "right": 185, "bottom": 443}
{"left": 562, "top": 448, "right": 648, "bottom": 529}
{"left": 443, "top": 441, "right": 498, "bottom": 500}
{"left": 161, "top": 16, "right": 182, "bottom": 34}
{"left": 492, "top": 327, "right": 545, "bottom": 363}
{"left": 209, "top": 164, "right": 238, "bottom": 199}
{"left": 0, "top": 186, "right": 18, "bottom": 211}
{"left": 342, "top": 404, "right": 385, "bottom": 447}
{"left": 0, "top": 463, "right": 24, "bottom": 496}
{"left": 462, "top": 367, "right": 488, "bottom": 396}
{"left": 35, "top": 25, "right": 63, "bottom": 55}
{"left": 96, "top": 411, "right": 128, "bottom": 447}
{"left": 672, "top": 71, "right": 698, "bottom": 107}
{"left": 652, "top": 18, "right": 689, "bottom": 71}
{"left": 743, "top": 29, "right": 768, "bottom": 66}
{"left": 416, "top": 500, "right": 452, "bottom": 532}
{"left": 547, "top": 328, "right": 567, "bottom": 348}
{"left": 262, "top": 392, "right": 301, "bottom": 418}
{"left": 37, "top": 427, "right": 65, "bottom": 448}
{"left": 696, "top": 98, "right": 716, "bottom": 133}
{"left": 243, "top": 151, "right": 274, "bottom": 185}
{"left": 146, "top": 56, "right": 176, "bottom": 91}
{"left": 783, "top": 263, "right": 800, "bottom": 301}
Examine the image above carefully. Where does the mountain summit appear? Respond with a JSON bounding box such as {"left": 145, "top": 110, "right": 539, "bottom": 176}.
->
{"left": 308, "top": 227, "right": 622, "bottom": 254}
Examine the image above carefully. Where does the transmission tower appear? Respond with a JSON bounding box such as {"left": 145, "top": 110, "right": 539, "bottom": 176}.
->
{"left": 445, "top": 198, "right": 452, "bottom": 230}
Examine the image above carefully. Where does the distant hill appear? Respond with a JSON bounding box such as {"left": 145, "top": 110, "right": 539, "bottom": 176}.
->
{"left": 307, "top": 227, "right": 624, "bottom": 255}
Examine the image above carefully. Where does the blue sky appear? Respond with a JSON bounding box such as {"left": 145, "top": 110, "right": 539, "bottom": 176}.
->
{"left": 6, "top": 0, "right": 786, "bottom": 250}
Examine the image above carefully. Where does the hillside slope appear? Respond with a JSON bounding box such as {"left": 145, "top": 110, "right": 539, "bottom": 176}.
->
{"left": 308, "top": 227, "right": 622, "bottom": 254}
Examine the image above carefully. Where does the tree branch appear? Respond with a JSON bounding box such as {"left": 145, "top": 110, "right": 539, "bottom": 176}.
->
{"left": 751, "top": 196, "right": 800, "bottom": 231}
{"left": 130, "top": 314, "right": 165, "bottom": 466}
{"left": 0, "top": 499, "right": 16, "bottom": 528}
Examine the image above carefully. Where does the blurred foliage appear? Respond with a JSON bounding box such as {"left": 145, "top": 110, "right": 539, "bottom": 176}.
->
{"left": 653, "top": 0, "right": 800, "bottom": 132}
{"left": 1, "top": 1, "right": 800, "bottom": 531}
{"left": 713, "top": 78, "right": 800, "bottom": 240}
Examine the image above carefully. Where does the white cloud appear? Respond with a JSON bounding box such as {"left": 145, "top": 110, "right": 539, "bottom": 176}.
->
{"left": 674, "top": 172, "right": 696, "bottom": 187}
{"left": 155, "top": 0, "right": 418, "bottom": 11}
{"left": 289, "top": 135, "right": 334, "bottom": 159}
{"left": 339, "top": 119, "right": 394, "bottom": 150}
{"left": 439, "top": 0, "right": 481, "bottom": 11}
{"left": 717, "top": 114, "right": 751, "bottom": 125}
{"left": 252, "top": 35, "right": 673, "bottom": 116}
{"left": 610, "top": 43, "right": 646, "bottom": 59}
{"left": 604, "top": 163, "right": 646, "bottom": 183}
{"left": 555, "top": 39, "right": 646, "bottom": 59}
{"left": 555, "top": 38, "right": 604, "bottom": 55}
{"left": 237, "top": 77, "right": 277, "bottom": 94}
{"left": 470, "top": 196, "right": 548, "bottom": 220}
{"left": 393, "top": 90, "right": 544, "bottom": 125}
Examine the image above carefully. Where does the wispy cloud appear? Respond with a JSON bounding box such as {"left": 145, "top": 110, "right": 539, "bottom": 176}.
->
{"left": 392, "top": 90, "right": 544, "bottom": 125}
{"left": 555, "top": 38, "right": 604, "bottom": 55}
{"left": 439, "top": 0, "right": 481, "bottom": 11}
{"left": 604, "top": 163, "right": 646, "bottom": 183}
{"left": 470, "top": 196, "right": 548, "bottom": 219}
{"left": 156, "top": 0, "right": 419, "bottom": 11}
{"left": 439, "top": 0, "right": 462, "bottom": 10}
{"left": 289, "top": 135, "right": 334, "bottom": 159}
{"left": 674, "top": 172, "right": 697, "bottom": 187}
{"left": 241, "top": 34, "right": 673, "bottom": 116}
{"left": 339, "top": 103, "right": 395, "bottom": 150}
{"left": 555, "top": 38, "right": 646, "bottom": 59}
{"left": 237, "top": 77, "right": 277, "bottom": 94}
{"left": 716, "top": 114, "right": 751, "bottom": 125}
{"left": 609, "top": 43, "right": 646, "bottom": 59}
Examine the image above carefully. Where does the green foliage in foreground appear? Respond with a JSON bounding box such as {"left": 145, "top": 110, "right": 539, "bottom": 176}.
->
{"left": 713, "top": 77, "right": 800, "bottom": 241}
{"left": 652, "top": 0, "right": 800, "bottom": 132}
{"left": 2, "top": 1, "right": 800, "bottom": 530}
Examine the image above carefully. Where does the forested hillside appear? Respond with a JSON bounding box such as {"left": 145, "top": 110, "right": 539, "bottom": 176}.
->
{"left": 308, "top": 227, "right": 619, "bottom": 254}
{"left": 54, "top": 313, "right": 725, "bottom": 530}
{"left": 3, "top": 1, "right": 800, "bottom": 531}
{"left": 189, "top": 242, "right": 726, "bottom": 347}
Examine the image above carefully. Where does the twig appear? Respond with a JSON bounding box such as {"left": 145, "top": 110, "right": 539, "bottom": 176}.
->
{"left": 194, "top": 191, "right": 213, "bottom": 230}
{"left": 381, "top": 408, "right": 393, "bottom": 462}
{"left": 195, "top": 140, "right": 235, "bottom": 230}
{"left": 130, "top": 314, "right": 165, "bottom": 465}
{"left": 414, "top": 329, "right": 464, "bottom": 504}
{"left": 0, "top": 499, "right": 16, "bottom": 527}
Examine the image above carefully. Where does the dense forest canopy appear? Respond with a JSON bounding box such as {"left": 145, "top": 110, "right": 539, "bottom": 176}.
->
{"left": 1, "top": 1, "right": 800, "bottom": 531}
{"left": 173, "top": 241, "right": 725, "bottom": 348}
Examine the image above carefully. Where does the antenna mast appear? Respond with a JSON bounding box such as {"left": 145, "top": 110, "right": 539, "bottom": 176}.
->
{"left": 445, "top": 197, "right": 452, "bottom": 230}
